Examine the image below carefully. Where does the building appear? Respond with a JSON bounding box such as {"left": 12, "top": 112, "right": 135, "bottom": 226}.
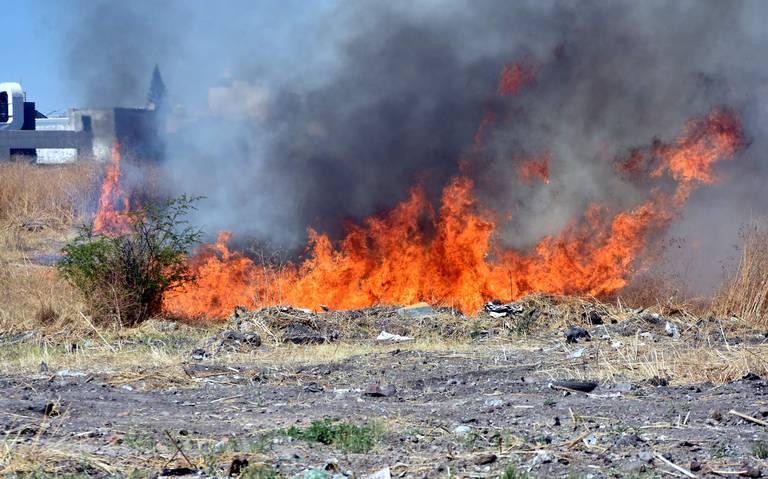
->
{"left": 0, "top": 82, "right": 163, "bottom": 163}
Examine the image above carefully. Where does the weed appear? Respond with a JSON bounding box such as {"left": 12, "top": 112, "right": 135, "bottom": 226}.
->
{"left": 284, "top": 419, "right": 382, "bottom": 454}
{"left": 500, "top": 466, "right": 529, "bottom": 479}
{"left": 753, "top": 441, "right": 768, "bottom": 459}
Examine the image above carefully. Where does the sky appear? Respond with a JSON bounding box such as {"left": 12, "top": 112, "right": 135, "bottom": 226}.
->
{"left": 3, "top": 2, "right": 68, "bottom": 114}
{"left": 3, "top": 0, "right": 338, "bottom": 114}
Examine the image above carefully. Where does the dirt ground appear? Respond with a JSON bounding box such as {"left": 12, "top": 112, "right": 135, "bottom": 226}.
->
{"left": 2, "top": 304, "right": 768, "bottom": 478}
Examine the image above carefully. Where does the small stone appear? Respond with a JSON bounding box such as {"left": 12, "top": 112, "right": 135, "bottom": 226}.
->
{"left": 637, "top": 451, "right": 654, "bottom": 463}
{"left": 586, "top": 311, "right": 603, "bottom": 325}
{"left": 453, "top": 425, "right": 472, "bottom": 435}
{"left": 741, "top": 465, "right": 762, "bottom": 478}
{"left": 690, "top": 459, "right": 702, "bottom": 472}
{"left": 550, "top": 380, "right": 598, "bottom": 393}
{"left": 473, "top": 453, "right": 497, "bottom": 465}
{"left": 616, "top": 433, "right": 643, "bottom": 447}
{"left": 363, "top": 383, "right": 397, "bottom": 397}
{"left": 565, "top": 326, "right": 591, "bottom": 343}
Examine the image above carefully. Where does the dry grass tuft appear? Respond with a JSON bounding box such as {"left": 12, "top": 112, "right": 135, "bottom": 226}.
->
{"left": 0, "top": 162, "right": 100, "bottom": 229}
{"left": 713, "top": 219, "right": 768, "bottom": 327}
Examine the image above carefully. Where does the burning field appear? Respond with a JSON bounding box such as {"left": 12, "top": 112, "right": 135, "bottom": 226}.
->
{"left": 4, "top": 1, "right": 768, "bottom": 477}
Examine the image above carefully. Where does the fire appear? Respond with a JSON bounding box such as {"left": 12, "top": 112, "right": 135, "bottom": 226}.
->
{"left": 93, "top": 143, "right": 132, "bottom": 235}
{"left": 498, "top": 62, "right": 537, "bottom": 97}
{"left": 518, "top": 155, "right": 551, "bottom": 184}
{"left": 163, "top": 108, "right": 741, "bottom": 318}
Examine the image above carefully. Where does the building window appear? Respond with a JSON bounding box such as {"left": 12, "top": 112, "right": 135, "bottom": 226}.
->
{"left": 0, "top": 92, "right": 8, "bottom": 123}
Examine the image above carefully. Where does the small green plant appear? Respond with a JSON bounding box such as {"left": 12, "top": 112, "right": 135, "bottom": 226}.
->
{"left": 543, "top": 398, "right": 556, "bottom": 407}
{"left": 240, "top": 465, "right": 281, "bottom": 479}
{"left": 753, "top": 440, "right": 768, "bottom": 459}
{"left": 284, "top": 419, "right": 382, "bottom": 453}
{"left": 57, "top": 196, "right": 201, "bottom": 326}
{"left": 500, "top": 466, "right": 529, "bottom": 479}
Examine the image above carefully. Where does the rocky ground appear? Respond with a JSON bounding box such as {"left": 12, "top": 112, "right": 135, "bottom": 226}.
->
{"left": 2, "top": 300, "right": 768, "bottom": 478}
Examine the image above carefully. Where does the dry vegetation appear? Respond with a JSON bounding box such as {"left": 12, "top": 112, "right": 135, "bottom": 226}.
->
{"left": 0, "top": 162, "right": 99, "bottom": 332}
{"left": 713, "top": 220, "right": 768, "bottom": 327}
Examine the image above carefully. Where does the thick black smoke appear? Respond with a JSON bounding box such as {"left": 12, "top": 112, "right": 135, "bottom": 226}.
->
{"left": 45, "top": 0, "right": 768, "bottom": 289}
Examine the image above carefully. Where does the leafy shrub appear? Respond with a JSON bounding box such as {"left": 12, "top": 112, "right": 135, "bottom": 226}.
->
{"left": 57, "top": 196, "right": 201, "bottom": 327}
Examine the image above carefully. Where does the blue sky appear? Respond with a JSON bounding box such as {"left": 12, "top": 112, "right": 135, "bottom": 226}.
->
{"left": 4, "top": 2, "right": 68, "bottom": 113}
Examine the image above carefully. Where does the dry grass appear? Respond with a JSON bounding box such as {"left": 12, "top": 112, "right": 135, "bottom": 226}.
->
{"left": 713, "top": 219, "right": 768, "bottom": 327}
{"left": 0, "top": 162, "right": 99, "bottom": 258}
{"left": 0, "top": 263, "right": 86, "bottom": 333}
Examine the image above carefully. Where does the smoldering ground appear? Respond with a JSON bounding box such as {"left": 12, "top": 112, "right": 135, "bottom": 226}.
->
{"left": 42, "top": 0, "right": 768, "bottom": 290}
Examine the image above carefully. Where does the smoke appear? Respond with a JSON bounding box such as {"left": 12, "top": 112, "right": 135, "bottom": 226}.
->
{"left": 43, "top": 0, "right": 768, "bottom": 290}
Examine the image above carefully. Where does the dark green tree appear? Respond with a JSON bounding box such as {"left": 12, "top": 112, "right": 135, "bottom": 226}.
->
{"left": 147, "top": 64, "right": 167, "bottom": 113}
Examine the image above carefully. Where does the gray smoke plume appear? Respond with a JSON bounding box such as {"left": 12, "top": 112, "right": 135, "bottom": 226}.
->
{"left": 41, "top": 0, "right": 768, "bottom": 291}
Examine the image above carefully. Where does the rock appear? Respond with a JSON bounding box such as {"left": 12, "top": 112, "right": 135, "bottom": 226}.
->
{"left": 396, "top": 302, "right": 434, "bottom": 318}
{"left": 303, "top": 382, "right": 324, "bottom": 393}
{"left": 283, "top": 324, "right": 335, "bottom": 345}
{"left": 620, "top": 460, "right": 647, "bottom": 475}
{"left": 550, "top": 380, "right": 598, "bottom": 393}
{"left": 365, "top": 467, "right": 391, "bottom": 479}
{"left": 453, "top": 425, "right": 473, "bottom": 436}
{"left": 484, "top": 398, "right": 504, "bottom": 407}
{"left": 616, "top": 433, "right": 644, "bottom": 447}
{"left": 612, "top": 383, "right": 634, "bottom": 392}
{"left": 690, "top": 459, "right": 702, "bottom": 472}
{"left": 585, "top": 310, "right": 603, "bottom": 325}
{"left": 743, "top": 372, "right": 762, "bottom": 381}
{"left": 377, "top": 330, "right": 413, "bottom": 343}
{"left": 533, "top": 450, "right": 553, "bottom": 464}
{"left": 363, "top": 383, "right": 397, "bottom": 397}
{"left": 228, "top": 458, "right": 249, "bottom": 476}
{"left": 191, "top": 348, "right": 209, "bottom": 361}
{"left": 637, "top": 451, "right": 654, "bottom": 463}
{"left": 565, "top": 326, "right": 591, "bottom": 343}
{"left": 473, "top": 453, "right": 497, "bottom": 465}
{"left": 741, "top": 465, "right": 763, "bottom": 478}
{"left": 648, "top": 376, "right": 669, "bottom": 387}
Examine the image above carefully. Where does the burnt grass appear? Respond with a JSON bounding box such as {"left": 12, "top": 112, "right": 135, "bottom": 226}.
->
{"left": 2, "top": 300, "right": 768, "bottom": 477}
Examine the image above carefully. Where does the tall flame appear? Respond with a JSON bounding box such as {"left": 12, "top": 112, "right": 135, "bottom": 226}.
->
{"left": 163, "top": 108, "right": 742, "bottom": 318}
{"left": 93, "top": 143, "right": 131, "bottom": 236}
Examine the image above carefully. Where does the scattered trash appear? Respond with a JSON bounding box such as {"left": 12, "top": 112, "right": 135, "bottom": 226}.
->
{"left": 453, "top": 425, "right": 473, "bottom": 435}
{"left": 56, "top": 369, "right": 87, "bottom": 377}
{"left": 484, "top": 301, "right": 525, "bottom": 317}
{"left": 191, "top": 348, "right": 208, "bottom": 361}
{"left": 396, "top": 302, "right": 434, "bottom": 318}
{"left": 569, "top": 347, "right": 587, "bottom": 359}
{"left": 160, "top": 467, "right": 198, "bottom": 477}
{"left": 565, "top": 326, "right": 591, "bottom": 343}
{"left": 549, "top": 380, "right": 598, "bottom": 393}
{"left": 363, "top": 383, "right": 397, "bottom": 397}
{"left": 665, "top": 321, "right": 680, "bottom": 338}
{"left": 377, "top": 330, "right": 413, "bottom": 343}
{"left": 484, "top": 398, "right": 504, "bottom": 407}
{"left": 304, "top": 382, "right": 325, "bottom": 393}
{"left": 365, "top": 467, "right": 391, "bottom": 479}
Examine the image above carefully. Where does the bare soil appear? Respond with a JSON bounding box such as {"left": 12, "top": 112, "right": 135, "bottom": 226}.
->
{"left": 2, "top": 310, "right": 768, "bottom": 478}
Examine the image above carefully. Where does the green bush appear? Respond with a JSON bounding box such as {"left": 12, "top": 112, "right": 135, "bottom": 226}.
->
{"left": 57, "top": 196, "right": 201, "bottom": 327}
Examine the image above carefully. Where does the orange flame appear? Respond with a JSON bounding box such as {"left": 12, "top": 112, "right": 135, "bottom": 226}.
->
{"left": 518, "top": 154, "right": 551, "bottom": 184}
{"left": 163, "top": 109, "right": 742, "bottom": 318}
{"left": 498, "top": 62, "right": 537, "bottom": 97}
{"left": 93, "top": 143, "right": 132, "bottom": 236}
